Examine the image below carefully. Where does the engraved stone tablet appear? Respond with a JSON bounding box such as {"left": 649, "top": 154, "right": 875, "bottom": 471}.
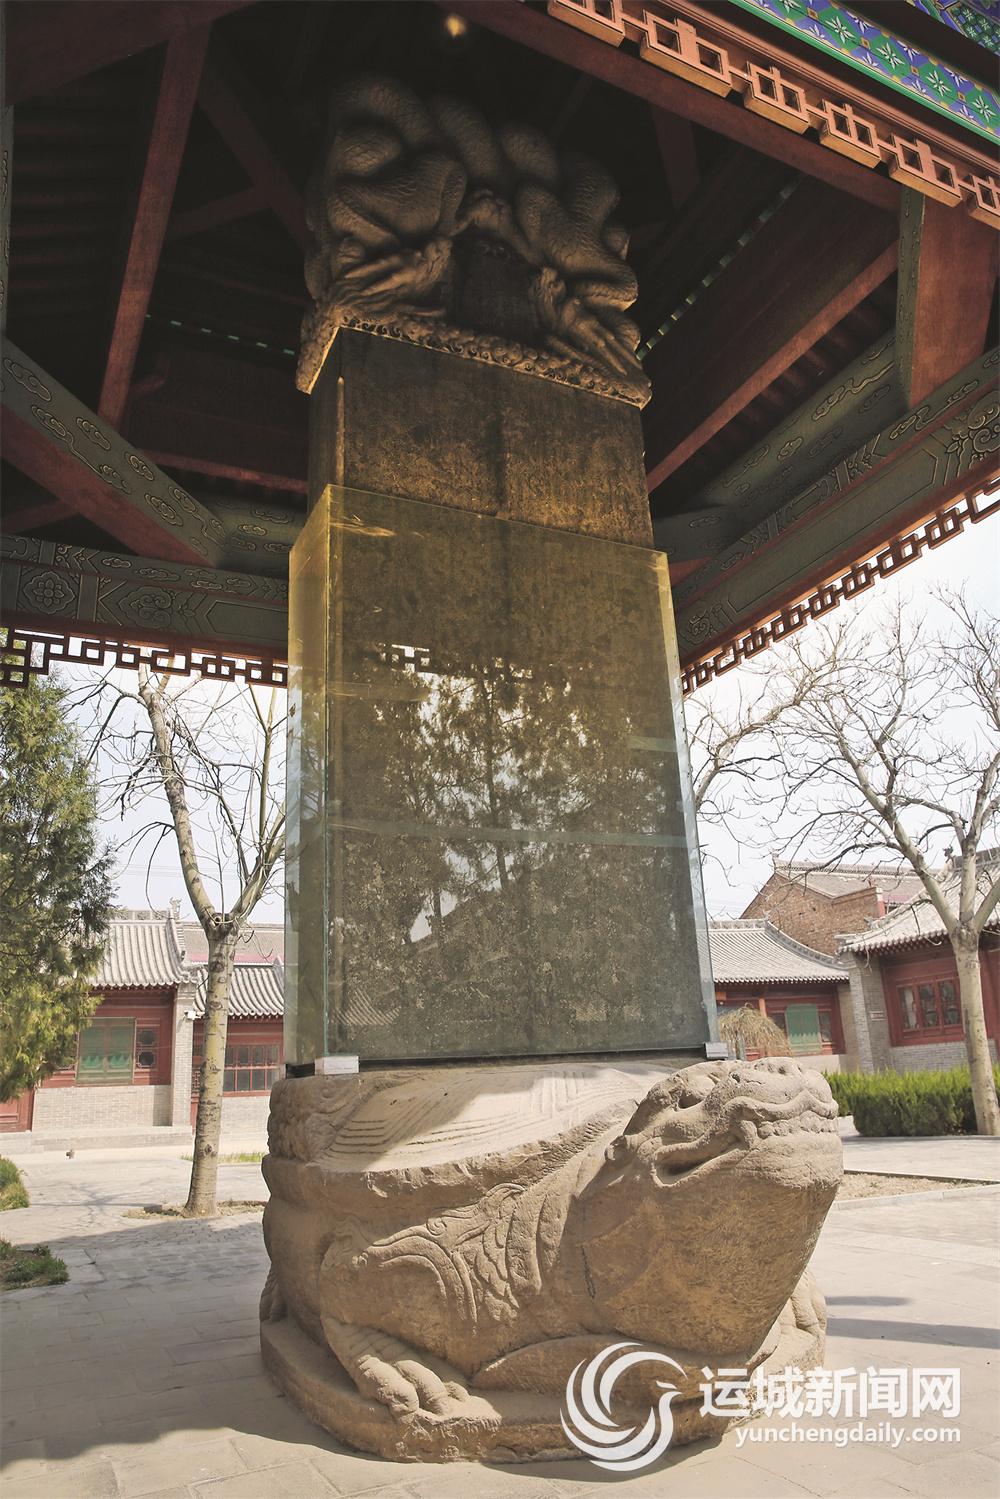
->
{"left": 285, "top": 484, "right": 713, "bottom": 1063}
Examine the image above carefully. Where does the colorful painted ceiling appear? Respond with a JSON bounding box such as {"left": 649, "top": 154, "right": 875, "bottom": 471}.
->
{"left": 908, "top": 0, "right": 1000, "bottom": 56}
{"left": 729, "top": 0, "right": 1000, "bottom": 141}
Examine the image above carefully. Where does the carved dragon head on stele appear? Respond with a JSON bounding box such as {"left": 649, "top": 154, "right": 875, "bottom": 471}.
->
{"left": 298, "top": 75, "right": 650, "bottom": 405}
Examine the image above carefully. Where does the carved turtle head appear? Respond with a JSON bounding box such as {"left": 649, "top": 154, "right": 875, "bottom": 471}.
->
{"left": 561, "top": 1059, "right": 841, "bottom": 1358}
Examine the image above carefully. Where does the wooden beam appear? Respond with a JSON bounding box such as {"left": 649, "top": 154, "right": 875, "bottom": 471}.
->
{"left": 197, "top": 56, "right": 307, "bottom": 249}
{"left": 1, "top": 536, "right": 288, "bottom": 661}
{"left": 166, "top": 184, "right": 268, "bottom": 241}
{"left": 98, "top": 28, "right": 209, "bottom": 429}
{"left": 143, "top": 453, "right": 307, "bottom": 495}
{"left": 447, "top": 1, "right": 897, "bottom": 212}
{"left": 651, "top": 107, "right": 699, "bottom": 212}
{"left": 1, "top": 498, "right": 73, "bottom": 532}
{"left": 896, "top": 189, "right": 998, "bottom": 407}
{"left": 2, "top": 340, "right": 225, "bottom": 566}
{"left": 643, "top": 179, "right": 898, "bottom": 493}
{"left": 672, "top": 345, "right": 999, "bottom": 667}
{"left": 635, "top": 145, "right": 790, "bottom": 336}
{"left": 4, "top": 1, "right": 252, "bottom": 106}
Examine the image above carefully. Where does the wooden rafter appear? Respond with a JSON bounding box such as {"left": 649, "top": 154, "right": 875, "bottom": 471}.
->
{"left": 643, "top": 179, "right": 898, "bottom": 494}
{"left": 650, "top": 108, "right": 699, "bottom": 212}
{"left": 3, "top": 341, "right": 225, "bottom": 566}
{"left": 447, "top": 0, "right": 897, "bottom": 212}
{"left": 635, "top": 145, "right": 790, "bottom": 335}
{"left": 4, "top": 1, "right": 252, "bottom": 106}
{"left": 197, "top": 55, "right": 308, "bottom": 250}
{"left": 98, "top": 27, "right": 210, "bottom": 430}
{"left": 166, "top": 185, "right": 269, "bottom": 242}
{"left": 1, "top": 498, "right": 73, "bottom": 533}
{"left": 896, "top": 189, "right": 998, "bottom": 408}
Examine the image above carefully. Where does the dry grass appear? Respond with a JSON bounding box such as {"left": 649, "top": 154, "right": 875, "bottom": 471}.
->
{"left": 124, "top": 1200, "right": 265, "bottom": 1219}
{"left": 838, "top": 1172, "right": 977, "bottom": 1199}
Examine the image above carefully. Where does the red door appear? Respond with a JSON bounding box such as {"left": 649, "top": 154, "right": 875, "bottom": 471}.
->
{"left": 0, "top": 1091, "right": 34, "bottom": 1132}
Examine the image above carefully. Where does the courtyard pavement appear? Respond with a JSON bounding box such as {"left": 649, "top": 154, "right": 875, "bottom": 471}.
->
{"left": 1, "top": 1150, "right": 997, "bottom": 1498}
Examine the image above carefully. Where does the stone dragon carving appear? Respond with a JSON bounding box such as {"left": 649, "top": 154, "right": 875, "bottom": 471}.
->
{"left": 260, "top": 1057, "right": 842, "bottom": 1462}
{"left": 298, "top": 76, "right": 649, "bottom": 405}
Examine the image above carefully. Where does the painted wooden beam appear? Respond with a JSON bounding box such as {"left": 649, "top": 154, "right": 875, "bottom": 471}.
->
{"left": 4, "top": 1, "right": 252, "bottom": 106}
{"left": 166, "top": 184, "right": 268, "bottom": 242}
{"left": 447, "top": 0, "right": 898, "bottom": 212}
{"left": 1, "top": 534, "right": 288, "bottom": 661}
{"left": 197, "top": 55, "right": 308, "bottom": 250}
{"left": 2, "top": 341, "right": 226, "bottom": 566}
{"left": 98, "top": 27, "right": 210, "bottom": 430}
{"left": 896, "top": 189, "right": 998, "bottom": 408}
{"left": 0, "top": 101, "right": 11, "bottom": 335}
{"left": 643, "top": 179, "right": 898, "bottom": 493}
{"left": 672, "top": 345, "right": 1000, "bottom": 667}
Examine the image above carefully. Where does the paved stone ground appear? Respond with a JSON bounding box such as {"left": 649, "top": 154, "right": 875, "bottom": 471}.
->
{"left": 840, "top": 1128, "right": 1000, "bottom": 1181}
{"left": 1, "top": 1151, "right": 997, "bottom": 1498}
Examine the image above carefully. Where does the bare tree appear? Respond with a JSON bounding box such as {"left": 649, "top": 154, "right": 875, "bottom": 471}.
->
{"left": 751, "top": 595, "right": 1000, "bottom": 1135}
{"left": 684, "top": 670, "right": 825, "bottom": 824}
{"left": 82, "top": 667, "right": 285, "bottom": 1213}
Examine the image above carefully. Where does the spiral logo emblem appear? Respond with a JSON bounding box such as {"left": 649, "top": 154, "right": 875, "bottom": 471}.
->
{"left": 560, "top": 1342, "right": 685, "bottom": 1472}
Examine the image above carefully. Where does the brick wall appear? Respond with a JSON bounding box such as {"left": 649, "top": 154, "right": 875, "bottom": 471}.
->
{"left": 841, "top": 955, "right": 893, "bottom": 1072}
{"left": 743, "top": 876, "right": 879, "bottom": 954}
{"left": 220, "top": 1096, "right": 271, "bottom": 1140}
{"left": 888, "top": 1040, "right": 998, "bottom": 1073}
{"left": 33, "top": 1084, "right": 172, "bottom": 1131}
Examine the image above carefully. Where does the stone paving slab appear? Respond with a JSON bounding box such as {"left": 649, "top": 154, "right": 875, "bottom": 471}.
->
{"left": 841, "top": 1130, "right": 1000, "bottom": 1181}
{"left": 1, "top": 1151, "right": 997, "bottom": 1497}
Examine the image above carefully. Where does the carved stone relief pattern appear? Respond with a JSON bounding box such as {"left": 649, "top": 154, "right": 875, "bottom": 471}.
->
{"left": 299, "top": 77, "right": 649, "bottom": 404}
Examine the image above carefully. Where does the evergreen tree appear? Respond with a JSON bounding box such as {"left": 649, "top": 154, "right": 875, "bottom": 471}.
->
{"left": 0, "top": 677, "right": 114, "bottom": 1099}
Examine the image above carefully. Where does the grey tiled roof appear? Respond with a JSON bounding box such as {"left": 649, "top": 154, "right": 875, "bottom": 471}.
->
{"left": 178, "top": 921, "right": 283, "bottom": 966}
{"left": 839, "top": 868, "right": 1000, "bottom": 954}
{"left": 193, "top": 961, "right": 284, "bottom": 1019}
{"left": 710, "top": 920, "right": 848, "bottom": 984}
{"left": 93, "top": 913, "right": 186, "bottom": 989}
{"left": 773, "top": 860, "right": 924, "bottom": 905}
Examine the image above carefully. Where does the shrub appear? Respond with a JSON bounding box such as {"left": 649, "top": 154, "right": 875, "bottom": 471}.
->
{"left": 0, "top": 1239, "right": 68, "bottom": 1289}
{"left": 0, "top": 1158, "right": 28, "bottom": 1212}
{"left": 823, "top": 1065, "right": 1000, "bottom": 1137}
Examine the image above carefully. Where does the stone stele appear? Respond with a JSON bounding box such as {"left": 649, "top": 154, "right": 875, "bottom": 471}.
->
{"left": 261, "top": 1057, "right": 843, "bottom": 1462}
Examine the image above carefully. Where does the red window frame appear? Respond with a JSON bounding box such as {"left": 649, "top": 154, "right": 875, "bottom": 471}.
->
{"left": 888, "top": 972, "right": 963, "bottom": 1046}
{"left": 191, "top": 1028, "right": 283, "bottom": 1096}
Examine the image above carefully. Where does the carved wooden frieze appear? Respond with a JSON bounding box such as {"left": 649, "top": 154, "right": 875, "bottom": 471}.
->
{"left": 0, "top": 535, "right": 287, "bottom": 657}
{"left": 675, "top": 347, "right": 1000, "bottom": 684}
{"left": 298, "top": 77, "right": 650, "bottom": 405}
{"left": 680, "top": 480, "right": 1000, "bottom": 694}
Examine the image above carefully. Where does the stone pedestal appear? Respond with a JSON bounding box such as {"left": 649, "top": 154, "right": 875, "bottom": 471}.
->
{"left": 261, "top": 1057, "right": 841, "bottom": 1462}
{"left": 267, "top": 73, "right": 842, "bottom": 1465}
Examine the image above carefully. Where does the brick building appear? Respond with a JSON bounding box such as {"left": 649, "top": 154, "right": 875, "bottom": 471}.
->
{"left": 710, "top": 920, "right": 853, "bottom": 1071}
{"left": 741, "top": 860, "right": 924, "bottom": 955}
{"left": 0, "top": 909, "right": 284, "bottom": 1142}
{"left": 837, "top": 873, "right": 1000, "bottom": 1075}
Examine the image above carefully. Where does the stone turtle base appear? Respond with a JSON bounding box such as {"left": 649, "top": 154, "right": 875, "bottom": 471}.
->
{"left": 260, "top": 1313, "right": 825, "bottom": 1465}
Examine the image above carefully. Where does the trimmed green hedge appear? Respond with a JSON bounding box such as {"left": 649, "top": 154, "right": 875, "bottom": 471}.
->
{"left": 824, "top": 1065, "right": 1000, "bottom": 1137}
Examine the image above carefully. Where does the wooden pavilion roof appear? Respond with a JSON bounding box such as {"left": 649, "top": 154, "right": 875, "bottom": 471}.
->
{"left": 1, "top": 0, "right": 998, "bottom": 690}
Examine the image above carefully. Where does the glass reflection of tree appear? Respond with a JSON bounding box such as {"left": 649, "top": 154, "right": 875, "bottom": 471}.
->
{"left": 341, "top": 625, "right": 691, "bottom": 1055}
